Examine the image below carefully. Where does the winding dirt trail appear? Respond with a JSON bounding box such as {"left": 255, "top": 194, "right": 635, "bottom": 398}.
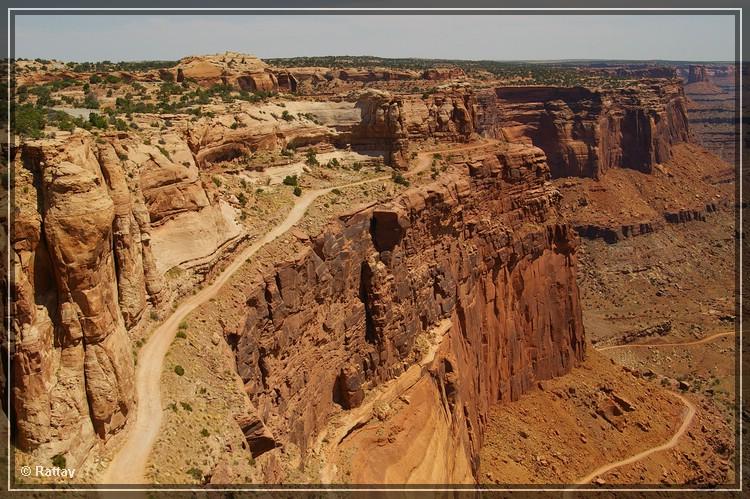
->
{"left": 572, "top": 329, "right": 734, "bottom": 486}
{"left": 597, "top": 331, "right": 735, "bottom": 352}
{"left": 101, "top": 175, "right": 388, "bottom": 484}
{"left": 101, "top": 140, "right": 498, "bottom": 485}
{"left": 574, "top": 391, "right": 696, "bottom": 485}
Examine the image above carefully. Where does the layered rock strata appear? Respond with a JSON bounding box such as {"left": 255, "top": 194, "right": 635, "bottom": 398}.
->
{"left": 351, "top": 88, "right": 478, "bottom": 168}
{"left": 228, "top": 142, "right": 586, "bottom": 481}
{"left": 350, "top": 81, "right": 690, "bottom": 179}
{"left": 484, "top": 82, "right": 690, "bottom": 178}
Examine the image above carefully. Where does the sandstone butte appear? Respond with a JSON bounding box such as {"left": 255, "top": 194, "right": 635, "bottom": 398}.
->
{"left": 8, "top": 53, "right": 717, "bottom": 484}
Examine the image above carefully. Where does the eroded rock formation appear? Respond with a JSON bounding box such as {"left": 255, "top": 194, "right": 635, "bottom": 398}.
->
{"left": 688, "top": 65, "right": 710, "bottom": 84}
{"left": 12, "top": 137, "right": 139, "bottom": 463}
{"left": 351, "top": 88, "right": 478, "bottom": 168}
{"left": 10, "top": 132, "right": 237, "bottom": 464}
{"left": 228, "top": 142, "right": 585, "bottom": 481}
{"left": 350, "top": 80, "right": 690, "bottom": 179}
{"left": 483, "top": 81, "right": 690, "bottom": 178}
{"left": 170, "top": 52, "right": 279, "bottom": 92}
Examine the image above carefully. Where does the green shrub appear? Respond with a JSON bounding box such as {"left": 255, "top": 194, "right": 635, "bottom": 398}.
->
{"left": 212, "top": 176, "right": 222, "bottom": 187}
{"left": 175, "top": 330, "right": 187, "bottom": 339}
{"left": 89, "top": 74, "right": 102, "bottom": 84}
{"left": 282, "top": 175, "right": 298, "bottom": 186}
{"left": 178, "top": 320, "right": 188, "bottom": 330}
{"left": 174, "top": 365, "right": 185, "bottom": 376}
{"left": 180, "top": 401, "right": 193, "bottom": 411}
{"left": 392, "top": 172, "right": 410, "bottom": 186}
{"left": 88, "top": 112, "right": 108, "bottom": 129}
{"left": 293, "top": 186, "right": 302, "bottom": 197}
{"left": 200, "top": 428, "right": 210, "bottom": 437}
{"left": 305, "top": 149, "right": 319, "bottom": 167}
{"left": 14, "top": 104, "right": 46, "bottom": 138}
{"left": 186, "top": 467, "right": 202, "bottom": 480}
{"left": 51, "top": 454, "right": 66, "bottom": 468}
{"left": 156, "top": 145, "right": 171, "bottom": 160}
{"left": 281, "top": 110, "right": 294, "bottom": 121}
{"left": 83, "top": 92, "right": 100, "bottom": 109}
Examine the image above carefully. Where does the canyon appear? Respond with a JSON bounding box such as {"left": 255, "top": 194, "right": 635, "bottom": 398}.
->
{"left": 5, "top": 52, "right": 737, "bottom": 487}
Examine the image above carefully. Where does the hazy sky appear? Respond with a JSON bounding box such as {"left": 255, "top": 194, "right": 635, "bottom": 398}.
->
{"left": 13, "top": 14, "right": 736, "bottom": 62}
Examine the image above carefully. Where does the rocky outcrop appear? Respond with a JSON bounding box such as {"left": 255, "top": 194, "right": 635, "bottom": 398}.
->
{"left": 349, "top": 81, "right": 689, "bottom": 177}
{"left": 12, "top": 137, "right": 139, "bottom": 464}
{"left": 333, "top": 68, "right": 419, "bottom": 82}
{"left": 688, "top": 65, "right": 710, "bottom": 84}
{"left": 9, "top": 131, "right": 238, "bottom": 463}
{"left": 664, "top": 202, "right": 719, "bottom": 224}
{"left": 351, "top": 88, "right": 478, "bottom": 168}
{"left": 422, "top": 67, "right": 466, "bottom": 80}
{"left": 184, "top": 106, "right": 339, "bottom": 167}
{"left": 481, "top": 81, "right": 690, "bottom": 178}
{"left": 574, "top": 220, "right": 663, "bottom": 244}
{"left": 228, "top": 142, "right": 585, "bottom": 480}
{"left": 169, "top": 52, "right": 278, "bottom": 92}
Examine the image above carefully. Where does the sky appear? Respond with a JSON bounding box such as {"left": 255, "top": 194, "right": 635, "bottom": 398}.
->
{"left": 13, "top": 14, "right": 736, "bottom": 63}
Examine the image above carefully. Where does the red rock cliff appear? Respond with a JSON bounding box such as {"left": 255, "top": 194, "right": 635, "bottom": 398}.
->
{"left": 483, "top": 81, "right": 690, "bottom": 178}
{"left": 351, "top": 88, "right": 478, "bottom": 168}
{"left": 228, "top": 142, "right": 586, "bottom": 480}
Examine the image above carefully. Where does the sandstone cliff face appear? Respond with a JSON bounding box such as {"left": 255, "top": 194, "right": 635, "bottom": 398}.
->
{"left": 483, "top": 81, "right": 689, "bottom": 178}
{"left": 9, "top": 131, "right": 239, "bottom": 464}
{"left": 349, "top": 81, "right": 689, "bottom": 178}
{"left": 351, "top": 88, "right": 478, "bottom": 168}
{"left": 184, "top": 105, "right": 339, "bottom": 167}
{"left": 12, "top": 137, "right": 139, "bottom": 463}
{"left": 228, "top": 142, "right": 585, "bottom": 480}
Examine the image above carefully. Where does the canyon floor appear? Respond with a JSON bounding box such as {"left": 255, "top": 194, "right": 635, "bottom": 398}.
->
{"left": 479, "top": 189, "right": 737, "bottom": 485}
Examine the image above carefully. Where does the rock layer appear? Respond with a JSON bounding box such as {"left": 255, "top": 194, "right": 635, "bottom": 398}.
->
{"left": 483, "top": 81, "right": 690, "bottom": 178}
{"left": 228, "top": 142, "right": 585, "bottom": 481}
{"left": 351, "top": 88, "right": 478, "bottom": 168}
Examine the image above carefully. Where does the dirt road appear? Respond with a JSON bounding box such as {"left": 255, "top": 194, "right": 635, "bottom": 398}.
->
{"left": 576, "top": 328, "right": 728, "bottom": 486}
{"left": 101, "top": 175, "right": 388, "bottom": 484}
{"left": 574, "top": 391, "right": 696, "bottom": 485}
{"left": 597, "top": 331, "right": 735, "bottom": 352}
